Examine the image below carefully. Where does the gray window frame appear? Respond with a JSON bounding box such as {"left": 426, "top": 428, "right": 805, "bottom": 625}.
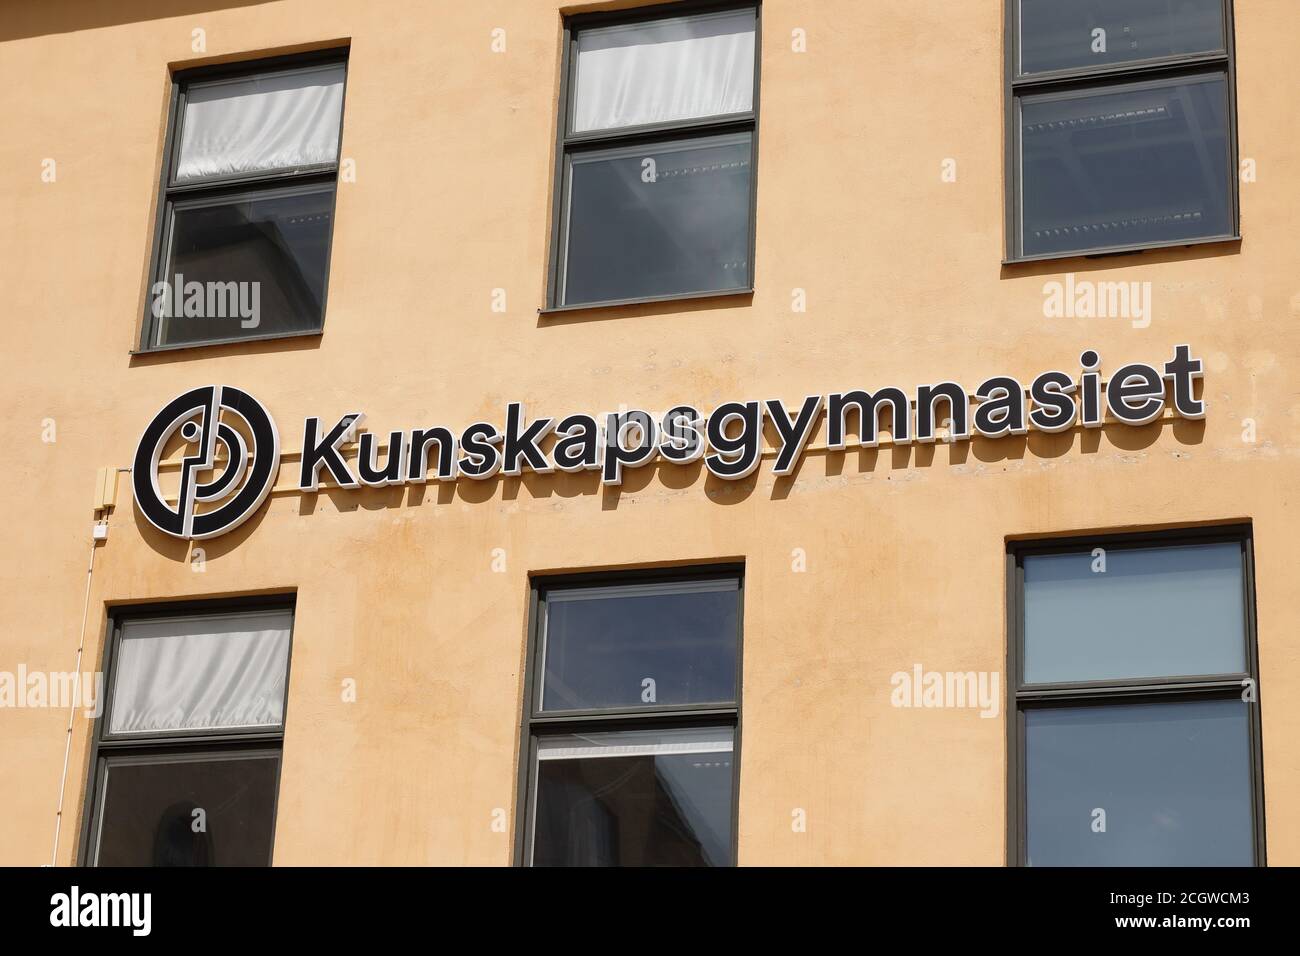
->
{"left": 1003, "top": 0, "right": 1240, "bottom": 263}
{"left": 136, "top": 48, "right": 348, "bottom": 353}
{"left": 543, "top": 0, "right": 762, "bottom": 314}
{"left": 514, "top": 564, "right": 744, "bottom": 866}
{"left": 76, "top": 594, "right": 296, "bottom": 866}
{"left": 1005, "top": 525, "right": 1265, "bottom": 866}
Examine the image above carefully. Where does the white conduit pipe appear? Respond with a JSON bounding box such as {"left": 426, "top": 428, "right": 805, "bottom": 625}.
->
{"left": 50, "top": 468, "right": 120, "bottom": 867}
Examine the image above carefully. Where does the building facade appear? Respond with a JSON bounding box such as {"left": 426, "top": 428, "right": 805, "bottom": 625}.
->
{"left": 1, "top": 0, "right": 1296, "bottom": 866}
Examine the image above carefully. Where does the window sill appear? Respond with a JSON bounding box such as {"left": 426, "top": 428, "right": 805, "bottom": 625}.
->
{"left": 539, "top": 287, "right": 754, "bottom": 316}
{"left": 1002, "top": 234, "right": 1240, "bottom": 266}
{"left": 130, "top": 328, "right": 324, "bottom": 356}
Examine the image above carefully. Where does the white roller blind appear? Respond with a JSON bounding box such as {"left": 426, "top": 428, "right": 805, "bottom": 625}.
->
{"left": 175, "top": 64, "right": 345, "bottom": 182}
{"left": 537, "top": 727, "right": 734, "bottom": 760}
{"left": 572, "top": 9, "right": 755, "bottom": 133}
{"left": 108, "top": 610, "right": 292, "bottom": 735}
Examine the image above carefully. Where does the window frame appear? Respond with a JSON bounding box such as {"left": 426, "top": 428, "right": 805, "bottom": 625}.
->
{"left": 77, "top": 594, "right": 296, "bottom": 866}
{"left": 137, "top": 48, "right": 349, "bottom": 353}
{"left": 543, "top": 0, "right": 762, "bottom": 313}
{"left": 1002, "top": 0, "right": 1240, "bottom": 263}
{"left": 514, "top": 563, "right": 745, "bottom": 866}
{"left": 1005, "top": 525, "right": 1265, "bottom": 866}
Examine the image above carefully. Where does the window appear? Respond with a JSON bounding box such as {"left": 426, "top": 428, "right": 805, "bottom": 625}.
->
{"left": 547, "top": 2, "right": 760, "bottom": 310}
{"left": 1008, "top": 528, "right": 1264, "bottom": 866}
{"left": 141, "top": 51, "right": 347, "bottom": 349}
{"left": 518, "top": 567, "right": 743, "bottom": 866}
{"left": 1006, "top": 0, "right": 1238, "bottom": 260}
{"left": 80, "top": 600, "right": 294, "bottom": 865}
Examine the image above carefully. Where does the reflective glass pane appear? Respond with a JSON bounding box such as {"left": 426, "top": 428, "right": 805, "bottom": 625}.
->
{"left": 541, "top": 578, "right": 739, "bottom": 712}
{"left": 1023, "top": 541, "right": 1245, "bottom": 683}
{"left": 561, "top": 133, "right": 752, "bottom": 306}
{"left": 94, "top": 752, "right": 280, "bottom": 866}
{"left": 157, "top": 187, "right": 334, "bottom": 346}
{"left": 1026, "top": 699, "right": 1253, "bottom": 866}
{"left": 532, "top": 727, "right": 733, "bottom": 866}
{"left": 1019, "top": 74, "right": 1231, "bottom": 257}
{"left": 1019, "top": 0, "right": 1224, "bottom": 75}
{"left": 572, "top": 8, "right": 755, "bottom": 132}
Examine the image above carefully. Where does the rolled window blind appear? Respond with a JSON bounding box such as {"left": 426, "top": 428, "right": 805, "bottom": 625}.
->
{"left": 572, "top": 9, "right": 754, "bottom": 133}
{"left": 175, "top": 64, "right": 345, "bottom": 182}
{"left": 108, "top": 610, "right": 292, "bottom": 734}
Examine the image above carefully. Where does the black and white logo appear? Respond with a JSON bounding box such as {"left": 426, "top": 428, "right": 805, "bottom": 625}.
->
{"left": 132, "top": 386, "right": 280, "bottom": 540}
{"left": 131, "top": 345, "right": 1206, "bottom": 542}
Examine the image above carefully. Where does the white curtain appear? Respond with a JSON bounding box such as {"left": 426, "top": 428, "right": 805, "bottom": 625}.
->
{"left": 175, "top": 64, "right": 345, "bottom": 182}
{"left": 572, "top": 9, "right": 755, "bottom": 133}
{"left": 108, "top": 610, "right": 292, "bottom": 734}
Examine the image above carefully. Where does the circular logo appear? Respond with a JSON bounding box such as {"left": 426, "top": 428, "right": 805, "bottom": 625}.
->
{"left": 132, "top": 386, "right": 280, "bottom": 540}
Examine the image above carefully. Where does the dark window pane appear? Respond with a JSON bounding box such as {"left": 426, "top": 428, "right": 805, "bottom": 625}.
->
{"left": 541, "top": 578, "right": 739, "bottom": 712}
{"left": 93, "top": 752, "right": 279, "bottom": 866}
{"left": 1019, "top": 0, "right": 1224, "bottom": 75}
{"left": 1023, "top": 542, "right": 1245, "bottom": 683}
{"left": 1019, "top": 74, "right": 1231, "bottom": 257}
{"left": 561, "top": 133, "right": 751, "bottom": 305}
{"left": 1025, "top": 699, "right": 1253, "bottom": 866}
{"left": 532, "top": 728, "right": 733, "bottom": 866}
{"left": 156, "top": 187, "right": 334, "bottom": 346}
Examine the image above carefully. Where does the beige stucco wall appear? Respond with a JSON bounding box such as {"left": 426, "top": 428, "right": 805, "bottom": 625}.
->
{"left": 1, "top": 0, "right": 1296, "bottom": 866}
